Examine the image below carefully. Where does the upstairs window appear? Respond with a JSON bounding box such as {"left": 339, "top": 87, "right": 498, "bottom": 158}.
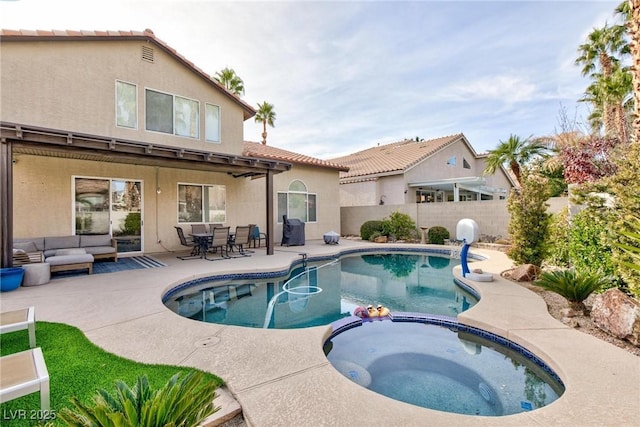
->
{"left": 146, "top": 89, "right": 199, "bottom": 138}
{"left": 116, "top": 80, "right": 137, "bottom": 129}
{"left": 205, "top": 103, "right": 220, "bottom": 143}
{"left": 447, "top": 156, "right": 456, "bottom": 166}
{"left": 463, "top": 158, "right": 471, "bottom": 169}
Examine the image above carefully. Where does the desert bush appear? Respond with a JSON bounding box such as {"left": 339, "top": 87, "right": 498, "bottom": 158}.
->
{"left": 568, "top": 208, "right": 617, "bottom": 284}
{"left": 608, "top": 142, "right": 640, "bottom": 296}
{"left": 427, "top": 226, "right": 450, "bottom": 245}
{"left": 534, "top": 268, "right": 611, "bottom": 311}
{"left": 507, "top": 171, "right": 551, "bottom": 266}
{"left": 546, "top": 207, "right": 570, "bottom": 267}
{"left": 381, "top": 211, "right": 417, "bottom": 240}
{"left": 360, "top": 220, "right": 384, "bottom": 241}
{"left": 58, "top": 372, "right": 218, "bottom": 427}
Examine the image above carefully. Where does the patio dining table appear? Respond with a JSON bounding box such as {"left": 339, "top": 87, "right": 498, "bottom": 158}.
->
{"left": 189, "top": 233, "right": 213, "bottom": 260}
{"left": 190, "top": 232, "right": 235, "bottom": 260}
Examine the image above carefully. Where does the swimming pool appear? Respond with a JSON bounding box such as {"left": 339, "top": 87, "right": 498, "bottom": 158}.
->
{"left": 324, "top": 317, "right": 565, "bottom": 416}
{"left": 163, "top": 250, "right": 478, "bottom": 329}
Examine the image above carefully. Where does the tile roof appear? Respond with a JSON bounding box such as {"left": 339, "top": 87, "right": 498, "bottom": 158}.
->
{"left": 243, "top": 142, "right": 349, "bottom": 172}
{"left": 330, "top": 134, "right": 465, "bottom": 179}
{"left": 0, "top": 28, "right": 256, "bottom": 119}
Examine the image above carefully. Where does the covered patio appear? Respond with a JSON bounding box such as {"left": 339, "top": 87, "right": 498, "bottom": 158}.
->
{"left": 0, "top": 122, "right": 293, "bottom": 267}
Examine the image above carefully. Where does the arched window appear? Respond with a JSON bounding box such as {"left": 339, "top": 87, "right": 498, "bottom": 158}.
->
{"left": 277, "top": 180, "right": 317, "bottom": 223}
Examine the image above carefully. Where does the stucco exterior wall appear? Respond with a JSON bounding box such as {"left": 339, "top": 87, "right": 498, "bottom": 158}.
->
{"left": 1, "top": 40, "right": 246, "bottom": 155}
{"left": 339, "top": 180, "right": 378, "bottom": 207}
{"left": 11, "top": 155, "right": 342, "bottom": 252}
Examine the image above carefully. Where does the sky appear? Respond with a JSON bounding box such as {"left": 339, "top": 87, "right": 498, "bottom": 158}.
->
{"left": 0, "top": 0, "right": 623, "bottom": 159}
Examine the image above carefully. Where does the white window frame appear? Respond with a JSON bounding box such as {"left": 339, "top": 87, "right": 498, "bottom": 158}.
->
{"left": 115, "top": 80, "right": 137, "bottom": 129}
{"left": 145, "top": 87, "right": 200, "bottom": 139}
{"left": 177, "top": 183, "right": 226, "bottom": 224}
{"left": 205, "top": 103, "right": 221, "bottom": 143}
{"left": 277, "top": 180, "right": 317, "bottom": 223}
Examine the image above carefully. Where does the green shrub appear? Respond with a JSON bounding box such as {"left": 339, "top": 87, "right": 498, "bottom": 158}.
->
{"left": 58, "top": 372, "right": 218, "bottom": 427}
{"left": 360, "top": 220, "right": 384, "bottom": 241}
{"left": 122, "top": 212, "right": 141, "bottom": 235}
{"left": 534, "top": 268, "right": 610, "bottom": 311}
{"left": 427, "top": 226, "right": 450, "bottom": 245}
{"left": 380, "top": 211, "right": 417, "bottom": 240}
{"left": 546, "top": 208, "right": 570, "bottom": 267}
{"left": 568, "top": 208, "right": 617, "bottom": 283}
{"left": 507, "top": 171, "right": 551, "bottom": 266}
{"left": 609, "top": 142, "right": 640, "bottom": 295}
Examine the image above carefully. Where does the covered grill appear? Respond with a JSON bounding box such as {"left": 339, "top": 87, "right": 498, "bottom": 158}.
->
{"left": 281, "top": 215, "right": 305, "bottom": 246}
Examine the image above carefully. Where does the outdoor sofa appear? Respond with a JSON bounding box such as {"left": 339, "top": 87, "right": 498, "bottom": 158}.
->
{"left": 13, "top": 235, "right": 117, "bottom": 274}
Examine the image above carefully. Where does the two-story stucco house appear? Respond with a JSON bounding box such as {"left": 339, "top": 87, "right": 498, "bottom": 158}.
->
{"left": 0, "top": 29, "right": 347, "bottom": 265}
{"left": 330, "top": 134, "right": 515, "bottom": 207}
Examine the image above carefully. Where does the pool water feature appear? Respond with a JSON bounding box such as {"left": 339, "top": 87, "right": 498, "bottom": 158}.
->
{"left": 324, "top": 318, "right": 565, "bottom": 416}
{"left": 163, "top": 251, "right": 477, "bottom": 329}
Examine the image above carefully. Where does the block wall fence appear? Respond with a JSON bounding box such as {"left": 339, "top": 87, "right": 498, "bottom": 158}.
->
{"left": 340, "top": 197, "right": 569, "bottom": 239}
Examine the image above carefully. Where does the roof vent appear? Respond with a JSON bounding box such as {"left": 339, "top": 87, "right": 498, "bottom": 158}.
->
{"left": 141, "top": 45, "right": 154, "bottom": 63}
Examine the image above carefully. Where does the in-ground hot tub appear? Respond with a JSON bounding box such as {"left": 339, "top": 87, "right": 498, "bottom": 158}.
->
{"left": 324, "top": 316, "right": 565, "bottom": 416}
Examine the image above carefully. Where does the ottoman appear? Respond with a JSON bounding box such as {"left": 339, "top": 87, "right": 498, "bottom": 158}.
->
{"left": 47, "top": 253, "right": 94, "bottom": 275}
{"left": 21, "top": 263, "right": 51, "bottom": 287}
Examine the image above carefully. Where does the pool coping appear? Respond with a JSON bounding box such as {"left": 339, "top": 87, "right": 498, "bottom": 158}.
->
{"left": 1, "top": 239, "right": 638, "bottom": 427}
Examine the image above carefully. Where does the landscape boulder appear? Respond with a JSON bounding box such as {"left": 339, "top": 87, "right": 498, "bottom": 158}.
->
{"left": 508, "top": 264, "right": 540, "bottom": 282}
{"left": 591, "top": 288, "right": 640, "bottom": 346}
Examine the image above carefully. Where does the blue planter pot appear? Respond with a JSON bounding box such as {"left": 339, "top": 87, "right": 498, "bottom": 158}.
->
{"left": 1, "top": 267, "right": 25, "bottom": 292}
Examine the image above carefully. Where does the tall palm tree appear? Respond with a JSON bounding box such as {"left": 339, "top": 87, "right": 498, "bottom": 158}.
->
{"left": 255, "top": 101, "right": 276, "bottom": 145}
{"left": 582, "top": 65, "right": 633, "bottom": 142}
{"left": 618, "top": 0, "right": 640, "bottom": 143}
{"left": 214, "top": 67, "right": 245, "bottom": 96}
{"left": 576, "top": 23, "right": 629, "bottom": 136}
{"left": 483, "top": 134, "right": 549, "bottom": 185}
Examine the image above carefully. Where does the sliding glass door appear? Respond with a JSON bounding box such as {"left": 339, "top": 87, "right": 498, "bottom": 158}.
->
{"left": 74, "top": 177, "right": 143, "bottom": 254}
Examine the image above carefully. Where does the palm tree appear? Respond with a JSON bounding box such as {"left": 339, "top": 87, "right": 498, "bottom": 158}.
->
{"left": 255, "top": 101, "right": 276, "bottom": 145}
{"left": 214, "top": 67, "right": 245, "bottom": 96}
{"left": 576, "top": 23, "right": 629, "bottom": 136}
{"left": 618, "top": 0, "right": 640, "bottom": 143}
{"left": 483, "top": 134, "right": 549, "bottom": 184}
{"left": 582, "top": 65, "right": 633, "bottom": 142}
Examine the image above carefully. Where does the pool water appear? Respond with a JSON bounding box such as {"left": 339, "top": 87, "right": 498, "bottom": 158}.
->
{"left": 164, "top": 252, "right": 477, "bottom": 329}
{"left": 324, "top": 319, "right": 565, "bottom": 416}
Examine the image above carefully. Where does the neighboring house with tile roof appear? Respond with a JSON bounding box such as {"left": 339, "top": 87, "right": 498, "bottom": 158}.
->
{"left": 0, "top": 28, "right": 346, "bottom": 262}
{"left": 330, "top": 134, "right": 515, "bottom": 207}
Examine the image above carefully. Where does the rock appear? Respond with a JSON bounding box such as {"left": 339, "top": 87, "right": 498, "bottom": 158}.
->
{"left": 373, "top": 236, "right": 388, "bottom": 243}
{"left": 509, "top": 264, "right": 540, "bottom": 282}
{"left": 591, "top": 289, "right": 640, "bottom": 346}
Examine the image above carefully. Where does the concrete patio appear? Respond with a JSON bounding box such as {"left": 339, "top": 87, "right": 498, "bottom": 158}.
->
{"left": 1, "top": 239, "right": 638, "bottom": 426}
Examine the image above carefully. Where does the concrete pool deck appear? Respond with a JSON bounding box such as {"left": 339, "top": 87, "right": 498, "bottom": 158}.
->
{"left": 1, "top": 239, "right": 638, "bottom": 426}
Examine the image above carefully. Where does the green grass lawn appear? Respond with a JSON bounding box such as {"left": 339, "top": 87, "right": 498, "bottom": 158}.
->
{"left": 0, "top": 322, "right": 223, "bottom": 426}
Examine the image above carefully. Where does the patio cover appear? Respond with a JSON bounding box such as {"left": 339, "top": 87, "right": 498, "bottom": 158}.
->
{"left": 0, "top": 122, "right": 292, "bottom": 266}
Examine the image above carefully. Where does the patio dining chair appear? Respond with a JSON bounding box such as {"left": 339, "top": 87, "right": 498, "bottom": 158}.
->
{"left": 230, "top": 225, "right": 252, "bottom": 257}
{"left": 174, "top": 226, "right": 200, "bottom": 260}
{"left": 208, "top": 226, "right": 230, "bottom": 260}
{"left": 191, "top": 224, "right": 208, "bottom": 234}
{"left": 251, "top": 225, "right": 267, "bottom": 248}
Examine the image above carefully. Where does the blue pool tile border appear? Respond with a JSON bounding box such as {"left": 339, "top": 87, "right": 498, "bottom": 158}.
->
{"left": 326, "top": 313, "right": 565, "bottom": 389}
{"left": 162, "top": 246, "right": 476, "bottom": 302}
